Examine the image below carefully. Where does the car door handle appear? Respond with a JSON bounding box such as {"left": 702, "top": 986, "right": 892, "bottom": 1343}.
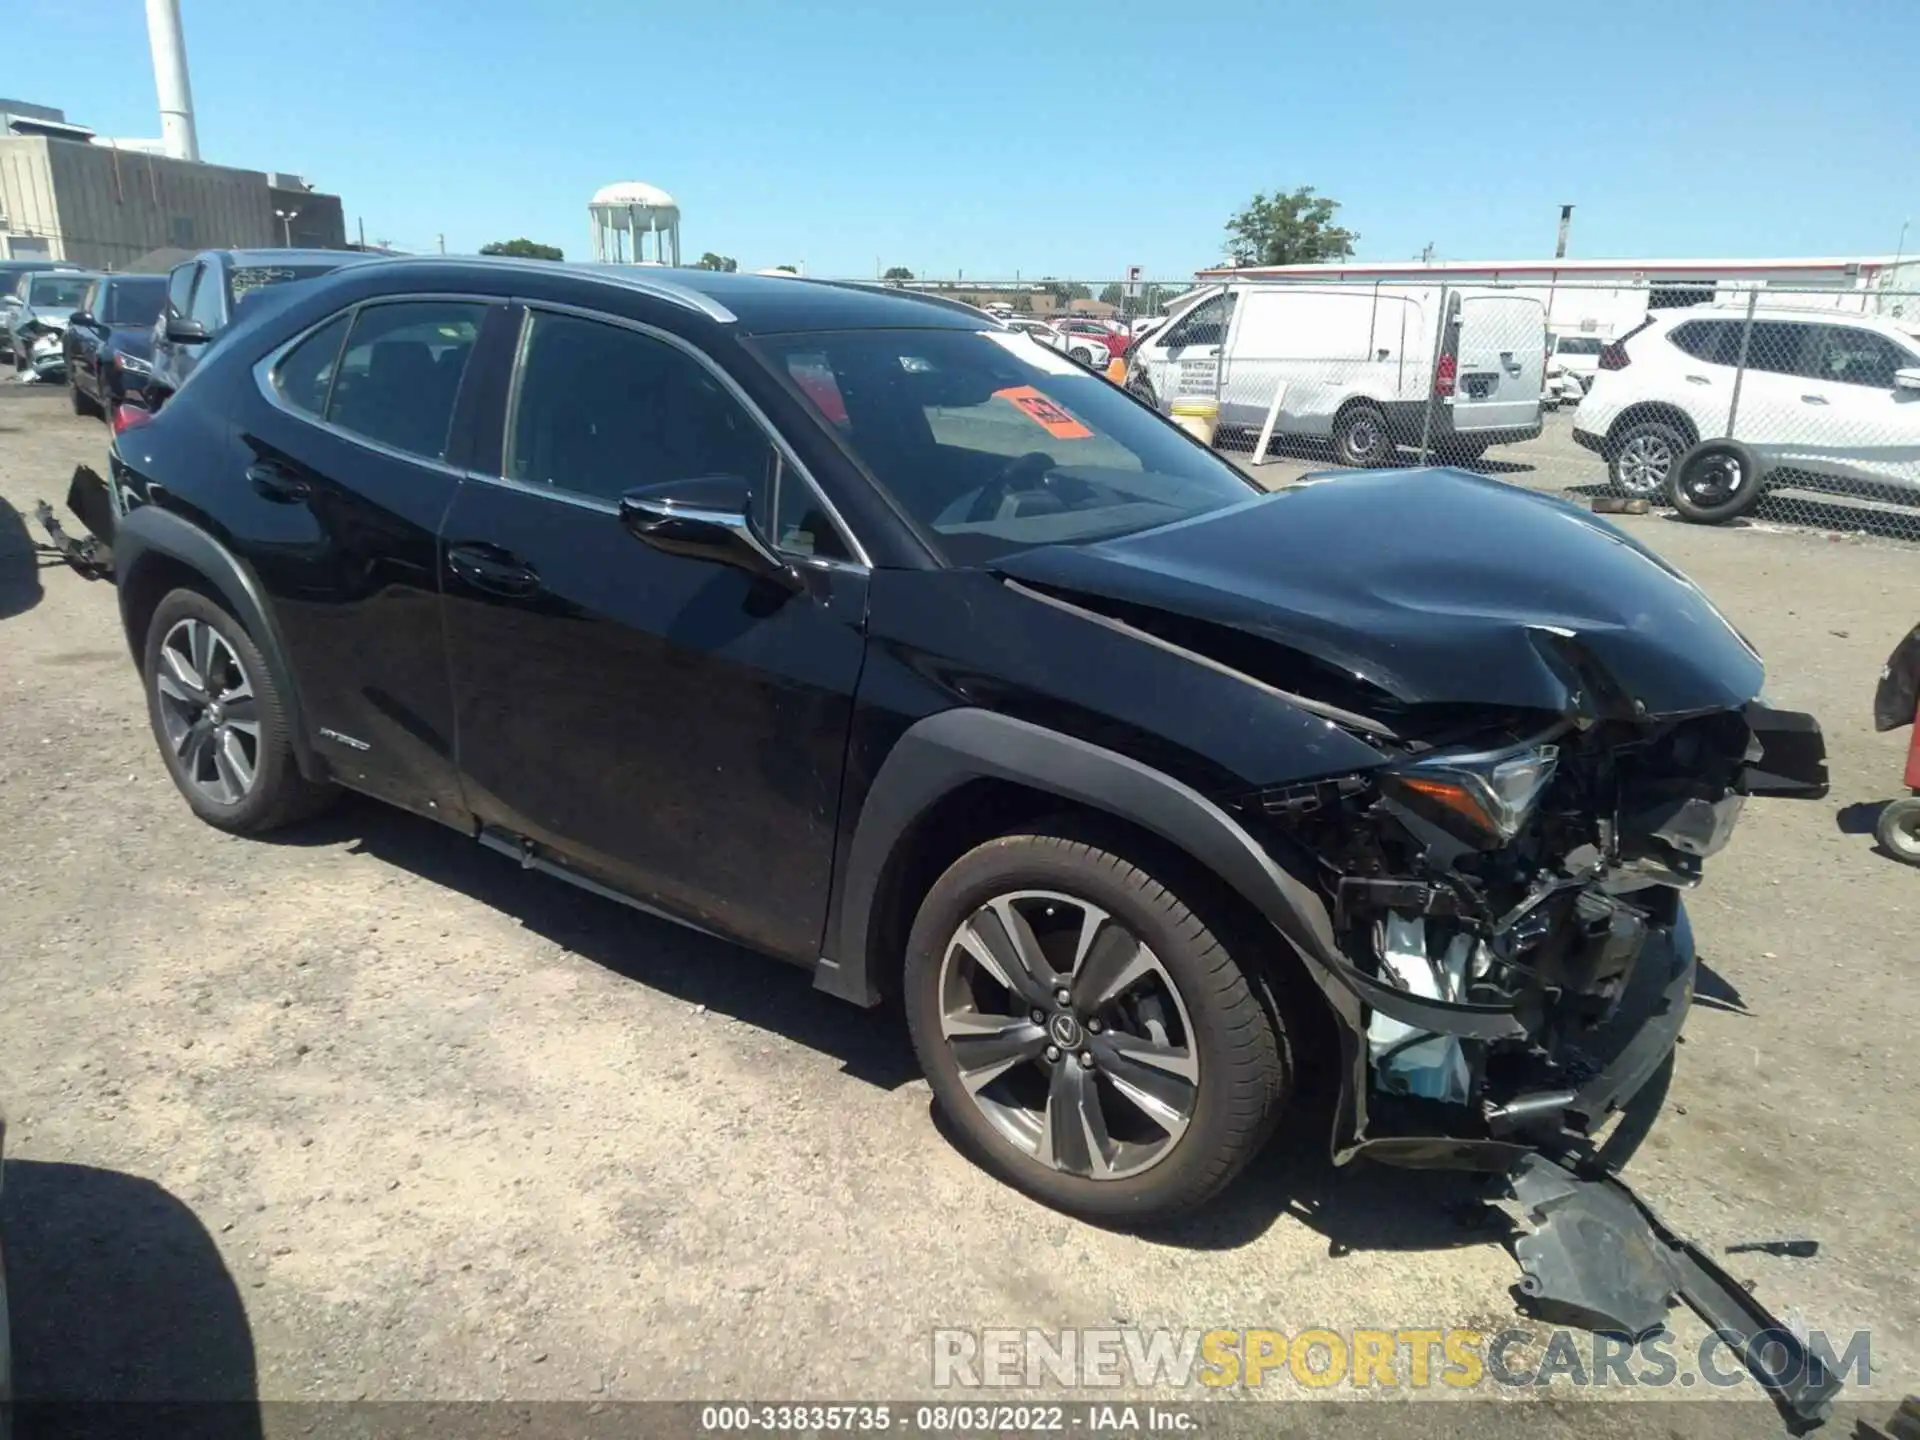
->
{"left": 1800, "top": 394, "right": 1829, "bottom": 405}
{"left": 447, "top": 542, "right": 542, "bottom": 598}
{"left": 1685, "top": 374, "right": 1713, "bottom": 385}
{"left": 246, "top": 460, "right": 310, "bottom": 502}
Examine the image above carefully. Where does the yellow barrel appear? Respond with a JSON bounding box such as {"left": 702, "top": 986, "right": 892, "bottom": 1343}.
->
{"left": 1169, "top": 398, "right": 1219, "bottom": 447}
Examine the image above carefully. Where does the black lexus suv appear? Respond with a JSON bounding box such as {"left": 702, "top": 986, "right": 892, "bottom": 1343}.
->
{"left": 104, "top": 259, "right": 1828, "bottom": 1228}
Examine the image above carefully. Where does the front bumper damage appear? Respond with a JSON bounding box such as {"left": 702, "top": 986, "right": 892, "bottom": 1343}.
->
{"left": 31, "top": 465, "right": 117, "bottom": 581}
{"left": 1237, "top": 703, "right": 1838, "bottom": 1429}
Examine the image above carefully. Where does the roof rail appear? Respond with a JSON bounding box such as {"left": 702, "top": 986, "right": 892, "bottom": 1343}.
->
{"left": 368, "top": 255, "right": 737, "bottom": 323}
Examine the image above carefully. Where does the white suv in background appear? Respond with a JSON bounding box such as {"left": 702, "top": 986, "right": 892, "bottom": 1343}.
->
{"left": 1573, "top": 307, "right": 1920, "bottom": 512}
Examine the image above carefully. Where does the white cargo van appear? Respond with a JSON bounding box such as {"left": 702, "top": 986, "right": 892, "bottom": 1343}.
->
{"left": 1126, "top": 283, "right": 1545, "bottom": 464}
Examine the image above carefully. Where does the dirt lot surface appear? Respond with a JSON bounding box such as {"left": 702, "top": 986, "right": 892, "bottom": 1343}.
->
{"left": 1, "top": 382, "right": 1915, "bottom": 1426}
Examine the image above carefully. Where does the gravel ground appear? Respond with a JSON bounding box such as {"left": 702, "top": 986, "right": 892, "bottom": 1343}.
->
{"left": 0, "top": 382, "right": 1914, "bottom": 1426}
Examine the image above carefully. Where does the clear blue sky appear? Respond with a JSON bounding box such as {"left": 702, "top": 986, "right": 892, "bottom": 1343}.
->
{"left": 32, "top": 0, "right": 1920, "bottom": 278}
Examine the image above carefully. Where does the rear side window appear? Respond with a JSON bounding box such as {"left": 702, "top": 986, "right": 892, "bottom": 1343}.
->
{"left": 325, "top": 301, "right": 486, "bottom": 461}
{"left": 272, "top": 313, "right": 352, "bottom": 417}
{"left": 1742, "top": 322, "right": 1816, "bottom": 378}
{"left": 1668, "top": 320, "right": 1738, "bottom": 364}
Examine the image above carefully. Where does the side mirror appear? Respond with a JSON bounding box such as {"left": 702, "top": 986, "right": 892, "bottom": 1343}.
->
{"left": 165, "top": 315, "right": 208, "bottom": 344}
{"left": 617, "top": 474, "right": 799, "bottom": 589}
{"left": 69, "top": 310, "right": 95, "bottom": 329}
{"left": 1895, "top": 367, "right": 1920, "bottom": 394}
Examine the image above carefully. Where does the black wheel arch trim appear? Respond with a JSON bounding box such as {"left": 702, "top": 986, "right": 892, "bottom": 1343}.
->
{"left": 814, "top": 707, "right": 1532, "bottom": 1050}
{"left": 112, "top": 505, "right": 324, "bottom": 783}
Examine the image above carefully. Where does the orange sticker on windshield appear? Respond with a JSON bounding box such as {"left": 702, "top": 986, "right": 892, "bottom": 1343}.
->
{"left": 993, "top": 386, "right": 1093, "bottom": 439}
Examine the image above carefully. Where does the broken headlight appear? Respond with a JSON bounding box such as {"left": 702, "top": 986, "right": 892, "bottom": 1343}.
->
{"left": 1382, "top": 742, "right": 1559, "bottom": 849}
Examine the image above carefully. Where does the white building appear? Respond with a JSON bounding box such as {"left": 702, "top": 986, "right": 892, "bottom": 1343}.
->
{"left": 1194, "top": 256, "right": 1920, "bottom": 338}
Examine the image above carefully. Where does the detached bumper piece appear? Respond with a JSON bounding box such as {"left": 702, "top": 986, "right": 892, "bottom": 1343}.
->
{"left": 1511, "top": 1153, "right": 1842, "bottom": 1433}
{"left": 30, "top": 466, "right": 116, "bottom": 581}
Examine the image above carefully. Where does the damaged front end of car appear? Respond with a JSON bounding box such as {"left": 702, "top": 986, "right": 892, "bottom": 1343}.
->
{"left": 994, "top": 469, "right": 1839, "bottom": 1427}
{"left": 1239, "top": 694, "right": 1826, "bottom": 1170}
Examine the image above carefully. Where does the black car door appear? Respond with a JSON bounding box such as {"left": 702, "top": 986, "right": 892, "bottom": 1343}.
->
{"left": 232, "top": 294, "right": 502, "bottom": 822}
{"left": 439, "top": 304, "right": 869, "bottom": 961}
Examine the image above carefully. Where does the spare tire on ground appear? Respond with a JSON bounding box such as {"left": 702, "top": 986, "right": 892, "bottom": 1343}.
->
{"left": 1668, "top": 439, "right": 1766, "bottom": 525}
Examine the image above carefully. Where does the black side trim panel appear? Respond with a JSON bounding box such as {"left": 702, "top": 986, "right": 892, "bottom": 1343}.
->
{"left": 818, "top": 708, "right": 1526, "bottom": 1045}
{"left": 112, "top": 505, "right": 319, "bottom": 779}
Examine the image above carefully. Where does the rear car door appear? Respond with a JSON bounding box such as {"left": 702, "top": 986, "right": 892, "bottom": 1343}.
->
{"left": 1661, "top": 318, "right": 1739, "bottom": 439}
{"left": 1450, "top": 293, "right": 1545, "bottom": 432}
{"left": 236, "top": 294, "right": 498, "bottom": 819}
{"left": 438, "top": 304, "right": 868, "bottom": 960}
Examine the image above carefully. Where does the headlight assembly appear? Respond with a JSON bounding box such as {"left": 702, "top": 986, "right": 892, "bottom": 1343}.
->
{"left": 1381, "top": 742, "right": 1559, "bottom": 848}
{"left": 114, "top": 352, "right": 152, "bottom": 374}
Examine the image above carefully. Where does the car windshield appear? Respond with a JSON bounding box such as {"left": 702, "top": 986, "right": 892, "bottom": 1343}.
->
{"left": 104, "top": 279, "right": 166, "bottom": 326}
{"left": 226, "top": 263, "right": 345, "bottom": 305}
{"left": 28, "top": 275, "right": 93, "bottom": 309}
{"left": 754, "top": 327, "right": 1257, "bottom": 566}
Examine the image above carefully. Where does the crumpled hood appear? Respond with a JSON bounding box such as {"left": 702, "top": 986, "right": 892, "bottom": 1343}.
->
{"left": 993, "top": 468, "right": 1764, "bottom": 719}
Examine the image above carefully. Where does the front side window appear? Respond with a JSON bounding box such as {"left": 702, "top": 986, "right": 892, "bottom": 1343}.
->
{"left": 504, "top": 310, "right": 771, "bottom": 506}
{"left": 325, "top": 301, "right": 486, "bottom": 460}
{"left": 1162, "top": 292, "right": 1233, "bottom": 349}
{"left": 186, "top": 265, "right": 225, "bottom": 331}
{"left": 1801, "top": 326, "right": 1912, "bottom": 389}
{"left": 166, "top": 263, "right": 196, "bottom": 318}
{"left": 755, "top": 327, "right": 1257, "bottom": 566}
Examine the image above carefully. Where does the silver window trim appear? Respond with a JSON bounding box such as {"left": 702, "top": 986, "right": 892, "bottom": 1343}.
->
{"left": 252, "top": 292, "right": 502, "bottom": 478}
{"left": 368, "top": 254, "right": 737, "bottom": 324}
{"left": 496, "top": 298, "right": 871, "bottom": 569}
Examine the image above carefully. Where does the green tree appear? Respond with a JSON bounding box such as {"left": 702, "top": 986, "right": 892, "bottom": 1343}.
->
{"left": 774, "top": 265, "right": 799, "bottom": 274}
{"left": 882, "top": 265, "right": 914, "bottom": 281}
{"left": 479, "top": 238, "right": 563, "bottom": 261}
{"left": 1223, "top": 186, "right": 1358, "bottom": 266}
{"left": 1098, "top": 282, "right": 1125, "bottom": 307}
{"left": 694, "top": 252, "right": 738, "bottom": 272}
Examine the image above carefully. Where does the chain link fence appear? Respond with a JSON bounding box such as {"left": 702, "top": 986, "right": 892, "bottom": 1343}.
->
{"left": 871, "top": 274, "right": 1920, "bottom": 544}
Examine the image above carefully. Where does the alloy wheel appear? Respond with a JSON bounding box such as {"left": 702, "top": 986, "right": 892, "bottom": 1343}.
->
{"left": 154, "top": 618, "right": 261, "bottom": 805}
{"left": 1346, "top": 416, "right": 1383, "bottom": 459}
{"left": 938, "top": 890, "right": 1199, "bottom": 1180}
{"left": 1616, "top": 434, "right": 1674, "bottom": 496}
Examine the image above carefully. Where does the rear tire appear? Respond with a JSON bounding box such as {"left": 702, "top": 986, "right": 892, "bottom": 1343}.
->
{"left": 904, "top": 824, "right": 1291, "bottom": 1223}
{"left": 1332, "top": 403, "right": 1395, "bottom": 467}
{"left": 1608, "top": 417, "right": 1691, "bottom": 498}
{"left": 142, "top": 588, "right": 337, "bottom": 834}
{"left": 1668, "top": 439, "right": 1763, "bottom": 524}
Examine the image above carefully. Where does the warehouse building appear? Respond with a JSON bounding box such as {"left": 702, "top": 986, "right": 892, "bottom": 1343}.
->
{"left": 1, "top": 102, "right": 345, "bottom": 268}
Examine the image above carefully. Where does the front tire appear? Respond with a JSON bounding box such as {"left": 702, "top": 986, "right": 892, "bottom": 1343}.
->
{"left": 904, "top": 826, "right": 1291, "bottom": 1222}
{"left": 142, "top": 589, "right": 336, "bottom": 833}
{"left": 1332, "top": 403, "right": 1396, "bottom": 467}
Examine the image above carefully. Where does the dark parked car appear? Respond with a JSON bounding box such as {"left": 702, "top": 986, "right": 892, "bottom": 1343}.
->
{"left": 64, "top": 273, "right": 168, "bottom": 418}
{"left": 106, "top": 259, "right": 1829, "bottom": 1232}
{"left": 148, "top": 248, "right": 372, "bottom": 404}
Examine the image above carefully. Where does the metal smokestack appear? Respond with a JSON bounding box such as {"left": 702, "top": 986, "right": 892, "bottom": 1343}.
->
{"left": 146, "top": 0, "right": 200, "bottom": 162}
{"left": 1555, "top": 203, "right": 1574, "bottom": 260}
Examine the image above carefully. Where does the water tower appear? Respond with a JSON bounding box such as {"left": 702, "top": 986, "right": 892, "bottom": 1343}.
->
{"left": 589, "top": 182, "right": 681, "bottom": 266}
